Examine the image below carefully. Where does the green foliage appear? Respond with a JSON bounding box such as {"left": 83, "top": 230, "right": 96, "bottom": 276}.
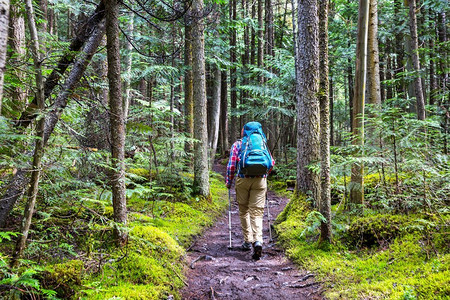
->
{"left": 0, "top": 257, "right": 57, "bottom": 299}
{"left": 274, "top": 192, "right": 450, "bottom": 299}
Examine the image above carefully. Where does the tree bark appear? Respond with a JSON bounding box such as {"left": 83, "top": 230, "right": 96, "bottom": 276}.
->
{"left": 123, "top": 11, "right": 134, "bottom": 122}
{"left": 394, "top": 0, "right": 405, "bottom": 97}
{"left": 219, "top": 71, "right": 228, "bottom": 155}
{"left": 367, "top": 0, "right": 381, "bottom": 106}
{"left": 184, "top": 12, "right": 194, "bottom": 157}
{"left": 105, "top": 0, "right": 127, "bottom": 245}
{"left": 0, "top": 19, "right": 106, "bottom": 228}
{"left": 209, "top": 65, "right": 221, "bottom": 165}
{"left": 7, "top": 1, "right": 26, "bottom": 114}
{"left": 296, "top": 0, "right": 321, "bottom": 206}
{"left": 318, "top": 0, "right": 331, "bottom": 243}
{"left": 408, "top": 0, "right": 425, "bottom": 120}
{"left": 257, "top": 0, "right": 264, "bottom": 83}
{"left": 192, "top": 0, "right": 210, "bottom": 197}
{"left": 230, "top": 0, "right": 238, "bottom": 143}
{"left": 0, "top": 0, "right": 9, "bottom": 113}
{"left": 350, "top": 0, "right": 370, "bottom": 205}
{"left": 16, "top": 1, "right": 105, "bottom": 128}
{"left": 11, "top": 0, "right": 44, "bottom": 266}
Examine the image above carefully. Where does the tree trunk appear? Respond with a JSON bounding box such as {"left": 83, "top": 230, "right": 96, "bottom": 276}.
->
{"left": 250, "top": 1, "right": 256, "bottom": 66}
{"left": 257, "top": 0, "right": 264, "bottom": 83}
{"left": 230, "top": 0, "right": 238, "bottom": 142}
{"left": 319, "top": 0, "right": 331, "bottom": 243}
{"left": 219, "top": 71, "right": 228, "bottom": 155}
{"left": 296, "top": 0, "right": 321, "bottom": 207}
{"left": 408, "top": 0, "right": 425, "bottom": 120}
{"left": 16, "top": 1, "right": 106, "bottom": 128}
{"left": 123, "top": 11, "right": 134, "bottom": 122}
{"left": 0, "top": 19, "right": 106, "bottom": 228}
{"left": 7, "top": 2, "right": 26, "bottom": 114}
{"left": 394, "top": 0, "right": 405, "bottom": 97}
{"left": 350, "top": 0, "right": 370, "bottom": 205}
{"left": 429, "top": 37, "right": 437, "bottom": 106}
{"left": 347, "top": 50, "right": 354, "bottom": 132}
{"left": 184, "top": 13, "right": 194, "bottom": 157}
{"left": 367, "top": 0, "right": 381, "bottom": 106}
{"left": 0, "top": 0, "right": 9, "bottom": 113}
{"left": 38, "top": 0, "right": 47, "bottom": 34}
{"left": 11, "top": 0, "right": 43, "bottom": 266}
{"left": 209, "top": 65, "right": 221, "bottom": 165}
{"left": 192, "top": 0, "right": 210, "bottom": 197}
{"left": 105, "top": 0, "right": 127, "bottom": 245}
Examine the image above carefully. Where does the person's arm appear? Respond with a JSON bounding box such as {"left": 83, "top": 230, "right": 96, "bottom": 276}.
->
{"left": 226, "top": 142, "right": 239, "bottom": 188}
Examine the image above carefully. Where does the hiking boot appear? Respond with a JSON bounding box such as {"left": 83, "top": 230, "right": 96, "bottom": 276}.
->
{"left": 242, "top": 241, "right": 252, "bottom": 251}
{"left": 252, "top": 241, "right": 262, "bottom": 260}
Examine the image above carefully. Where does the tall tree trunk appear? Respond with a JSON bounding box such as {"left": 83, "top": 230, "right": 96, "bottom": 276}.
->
{"left": 429, "top": 37, "right": 437, "bottom": 106}
{"left": 394, "top": 0, "right": 405, "bottom": 97}
{"left": 350, "top": 0, "right": 370, "bottom": 205}
{"left": 241, "top": 0, "right": 249, "bottom": 126}
{"left": 296, "top": 0, "right": 321, "bottom": 206}
{"left": 38, "top": 0, "right": 47, "bottom": 33}
{"left": 184, "top": 13, "right": 194, "bottom": 157}
{"left": 105, "top": 0, "right": 127, "bottom": 245}
{"left": 219, "top": 71, "right": 228, "bottom": 155}
{"left": 408, "top": 0, "right": 425, "bottom": 120}
{"left": 0, "top": 19, "right": 105, "bottom": 228}
{"left": 11, "top": 0, "right": 43, "bottom": 266}
{"left": 385, "top": 41, "right": 394, "bottom": 100}
{"left": 265, "top": 0, "right": 275, "bottom": 149}
{"left": 318, "top": 0, "right": 331, "bottom": 243}
{"left": 192, "top": 0, "right": 210, "bottom": 197}
{"left": 367, "top": 0, "right": 381, "bottom": 106}
{"left": 0, "top": 0, "right": 9, "bottom": 113}
{"left": 330, "top": 75, "right": 334, "bottom": 146}
{"left": 7, "top": 1, "right": 26, "bottom": 114}
{"left": 230, "top": 0, "right": 238, "bottom": 142}
{"left": 123, "top": 11, "right": 134, "bottom": 122}
{"left": 347, "top": 43, "right": 354, "bottom": 132}
{"left": 250, "top": 1, "right": 256, "bottom": 66}
{"left": 209, "top": 65, "right": 221, "bottom": 165}
{"left": 257, "top": 0, "right": 264, "bottom": 83}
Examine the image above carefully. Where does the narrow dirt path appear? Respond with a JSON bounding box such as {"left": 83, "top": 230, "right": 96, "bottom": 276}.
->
{"left": 181, "top": 165, "right": 322, "bottom": 299}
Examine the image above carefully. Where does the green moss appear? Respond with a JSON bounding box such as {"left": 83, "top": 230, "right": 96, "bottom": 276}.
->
{"left": 275, "top": 195, "right": 450, "bottom": 299}
{"left": 44, "top": 260, "right": 84, "bottom": 298}
{"left": 75, "top": 172, "right": 228, "bottom": 299}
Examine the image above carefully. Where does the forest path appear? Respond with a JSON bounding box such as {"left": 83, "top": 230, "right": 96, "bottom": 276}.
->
{"left": 180, "top": 163, "right": 322, "bottom": 299}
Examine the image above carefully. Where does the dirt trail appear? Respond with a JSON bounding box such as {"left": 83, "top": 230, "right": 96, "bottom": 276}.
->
{"left": 181, "top": 166, "right": 322, "bottom": 299}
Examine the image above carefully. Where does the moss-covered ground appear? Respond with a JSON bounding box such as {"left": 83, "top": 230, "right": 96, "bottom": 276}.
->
{"left": 77, "top": 173, "right": 227, "bottom": 299}
{"left": 273, "top": 181, "right": 450, "bottom": 300}
{"left": 1, "top": 172, "right": 228, "bottom": 300}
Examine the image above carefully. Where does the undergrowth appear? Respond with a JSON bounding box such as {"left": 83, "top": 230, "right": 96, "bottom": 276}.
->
{"left": 273, "top": 181, "right": 450, "bottom": 299}
{"left": 0, "top": 172, "right": 228, "bottom": 299}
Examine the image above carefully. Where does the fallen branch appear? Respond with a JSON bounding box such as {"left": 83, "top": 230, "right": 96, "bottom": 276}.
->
{"left": 287, "top": 281, "right": 320, "bottom": 288}
{"left": 169, "top": 263, "right": 188, "bottom": 287}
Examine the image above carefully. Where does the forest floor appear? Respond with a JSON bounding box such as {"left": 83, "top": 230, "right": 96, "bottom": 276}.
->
{"left": 180, "top": 164, "right": 322, "bottom": 300}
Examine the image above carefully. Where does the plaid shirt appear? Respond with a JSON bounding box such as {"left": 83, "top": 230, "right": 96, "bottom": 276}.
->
{"left": 226, "top": 140, "right": 275, "bottom": 187}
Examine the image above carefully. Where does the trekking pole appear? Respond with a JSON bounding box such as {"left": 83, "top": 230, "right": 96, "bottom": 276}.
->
{"left": 266, "top": 192, "right": 273, "bottom": 242}
{"left": 228, "top": 188, "right": 232, "bottom": 249}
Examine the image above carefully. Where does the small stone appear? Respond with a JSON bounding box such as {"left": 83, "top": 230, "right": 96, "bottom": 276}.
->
{"left": 281, "top": 267, "right": 293, "bottom": 271}
{"left": 274, "top": 271, "right": 284, "bottom": 276}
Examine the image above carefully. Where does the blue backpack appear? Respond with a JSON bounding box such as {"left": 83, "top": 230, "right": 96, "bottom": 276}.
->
{"left": 238, "top": 122, "right": 274, "bottom": 176}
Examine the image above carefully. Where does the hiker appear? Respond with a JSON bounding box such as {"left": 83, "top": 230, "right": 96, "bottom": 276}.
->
{"left": 226, "top": 121, "right": 275, "bottom": 260}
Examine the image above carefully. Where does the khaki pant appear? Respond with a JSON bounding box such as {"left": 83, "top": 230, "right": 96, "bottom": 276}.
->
{"left": 235, "top": 177, "right": 267, "bottom": 244}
